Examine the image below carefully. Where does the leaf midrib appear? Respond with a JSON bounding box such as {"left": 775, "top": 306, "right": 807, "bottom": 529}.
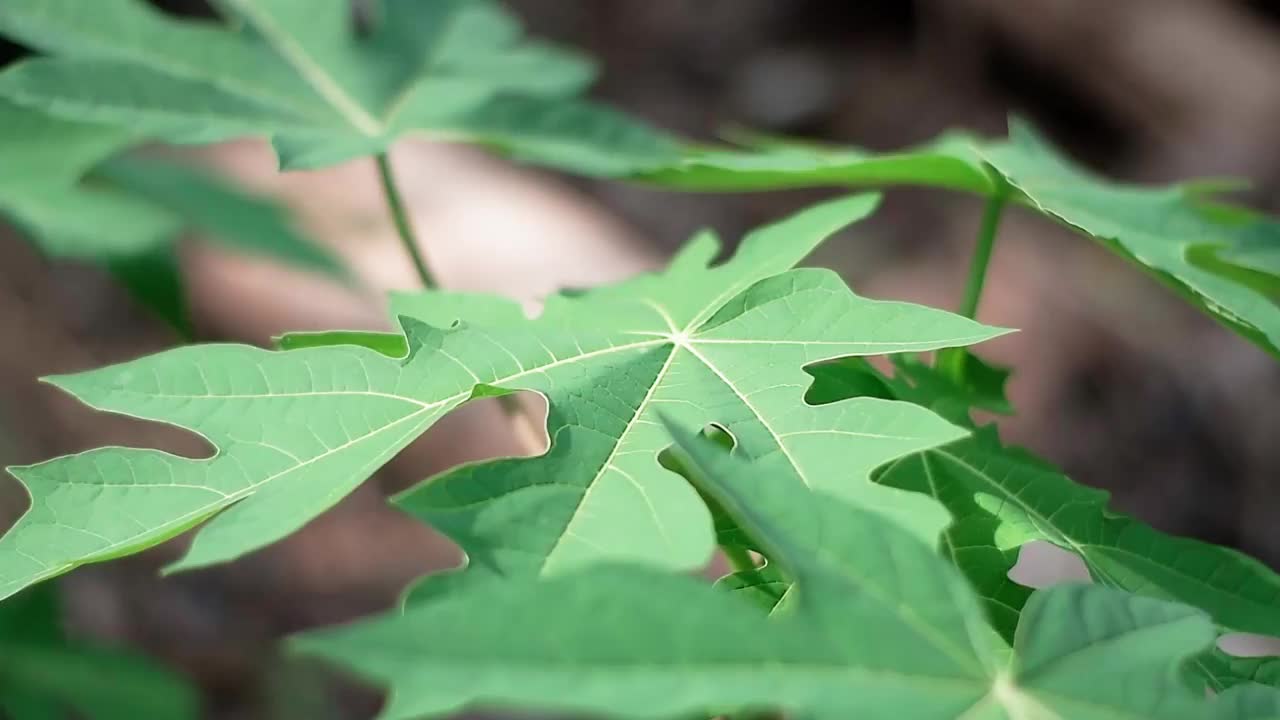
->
{"left": 916, "top": 449, "right": 1256, "bottom": 693}
{"left": 15, "top": 1, "right": 336, "bottom": 126}
{"left": 537, "top": 341, "right": 681, "bottom": 576}
{"left": 0, "top": 404, "right": 437, "bottom": 601}
{"left": 931, "top": 447, "right": 1116, "bottom": 585}
{"left": 1, "top": 339, "right": 667, "bottom": 600}
{"left": 534, "top": 291, "right": 956, "bottom": 575}
{"left": 224, "top": 0, "right": 382, "bottom": 136}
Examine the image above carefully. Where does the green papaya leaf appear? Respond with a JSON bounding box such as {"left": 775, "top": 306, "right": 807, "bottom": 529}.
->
{"left": 0, "top": 98, "right": 342, "bottom": 333}
{"left": 391, "top": 194, "right": 1005, "bottom": 601}
{"left": 641, "top": 118, "right": 1280, "bottom": 357}
{"left": 807, "top": 355, "right": 1280, "bottom": 692}
{"left": 293, "top": 422, "right": 1217, "bottom": 720}
{"left": 274, "top": 330, "right": 408, "bottom": 357}
{"left": 0, "top": 0, "right": 677, "bottom": 175}
{"left": 0, "top": 194, "right": 1004, "bottom": 602}
{"left": 640, "top": 130, "right": 995, "bottom": 194}
{"left": 880, "top": 430, "right": 1280, "bottom": 695}
{"left": 0, "top": 99, "right": 178, "bottom": 257}
{"left": 1186, "top": 210, "right": 1280, "bottom": 299}
{"left": 1215, "top": 232, "right": 1280, "bottom": 286}
{"left": 1197, "top": 651, "right": 1280, "bottom": 693}
{"left": 0, "top": 183, "right": 183, "bottom": 259}
{"left": 0, "top": 585, "right": 197, "bottom": 720}
{"left": 713, "top": 560, "right": 792, "bottom": 614}
{"left": 0, "top": 100, "right": 132, "bottom": 188}
{"left": 979, "top": 120, "right": 1280, "bottom": 358}
{"left": 96, "top": 156, "right": 343, "bottom": 276}
{"left": 106, "top": 244, "right": 193, "bottom": 339}
{"left": 1213, "top": 684, "right": 1280, "bottom": 720}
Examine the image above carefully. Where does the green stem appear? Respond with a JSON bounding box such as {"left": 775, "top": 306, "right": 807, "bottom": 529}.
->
{"left": 938, "top": 186, "right": 1008, "bottom": 381}
{"left": 721, "top": 543, "right": 757, "bottom": 575}
{"left": 957, "top": 189, "right": 1008, "bottom": 320}
{"left": 374, "top": 154, "right": 546, "bottom": 454}
{"left": 376, "top": 152, "right": 437, "bottom": 289}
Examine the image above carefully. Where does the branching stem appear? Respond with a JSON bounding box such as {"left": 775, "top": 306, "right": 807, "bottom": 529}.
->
{"left": 376, "top": 152, "right": 438, "bottom": 289}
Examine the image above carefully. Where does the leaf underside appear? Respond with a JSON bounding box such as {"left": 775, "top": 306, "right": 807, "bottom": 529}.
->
{"left": 800, "top": 353, "right": 1280, "bottom": 694}
{"left": 643, "top": 119, "right": 1280, "bottom": 358}
{"left": 0, "top": 0, "right": 677, "bottom": 175}
{"left": 0, "top": 194, "right": 1004, "bottom": 603}
{"left": 294, "top": 422, "right": 1230, "bottom": 720}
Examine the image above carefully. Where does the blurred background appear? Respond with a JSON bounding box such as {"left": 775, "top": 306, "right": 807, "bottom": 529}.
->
{"left": 2, "top": 1, "right": 1279, "bottom": 718}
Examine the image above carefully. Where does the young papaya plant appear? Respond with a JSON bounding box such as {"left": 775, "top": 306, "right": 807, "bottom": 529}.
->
{"left": 1, "top": 2, "right": 1279, "bottom": 719}
{"left": 0, "top": 194, "right": 1005, "bottom": 599}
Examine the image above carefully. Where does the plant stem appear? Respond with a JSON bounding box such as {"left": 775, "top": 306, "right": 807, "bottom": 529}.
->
{"left": 721, "top": 543, "right": 757, "bottom": 575}
{"left": 957, "top": 189, "right": 1008, "bottom": 320}
{"left": 376, "top": 152, "right": 438, "bottom": 289}
{"left": 938, "top": 185, "right": 1009, "bottom": 381}
{"left": 375, "top": 154, "right": 545, "bottom": 454}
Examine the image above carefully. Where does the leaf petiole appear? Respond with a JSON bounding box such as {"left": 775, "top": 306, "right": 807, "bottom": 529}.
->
{"left": 376, "top": 152, "right": 438, "bottom": 289}
{"left": 957, "top": 183, "right": 1009, "bottom": 320}
{"left": 938, "top": 177, "right": 1009, "bottom": 381}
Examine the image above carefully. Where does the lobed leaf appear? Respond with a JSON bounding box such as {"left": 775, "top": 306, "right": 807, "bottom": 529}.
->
{"left": 0, "top": 99, "right": 177, "bottom": 257}
{"left": 0, "top": 195, "right": 1003, "bottom": 601}
{"left": 641, "top": 119, "right": 1280, "bottom": 357}
{"left": 0, "top": 99, "right": 133, "bottom": 188}
{"left": 809, "top": 355, "right": 1280, "bottom": 692}
{"left": 1213, "top": 684, "right": 1280, "bottom": 720}
{"left": 0, "top": 0, "right": 677, "bottom": 175}
{"left": 640, "top": 131, "right": 995, "bottom": 194}
{"left": 96, "top": 155, "right": 342, "bottom": 275}
{"left": 293, "top": 422, "right": 1219, "bottom": 720}
{"left": 1197, "top": 651, "right": 1280, "bottom": 693}
{"left": 1186, "top": 204, "right": 1280, "bottom": 298}
{"left": 391, "top": 194, "right": 1005, "bottom": 601}
{"left": 0, "top": 98, "right": 341, "bottom": 332}
{"left": 980, "top": 120, "right": 1280, "bottom": 358}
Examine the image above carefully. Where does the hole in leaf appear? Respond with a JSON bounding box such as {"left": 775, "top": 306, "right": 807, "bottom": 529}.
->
{"left": 1218, "top": 633, "right": 1280, "bottom": 658}
{"left": 702, "top": 422, "right": 737, "bottom": 452}
{"left": 1007, "top": 540, "right": 1090, "bottom": 588}
{"left": 653, "top": 422, "right": 751, "bottom": 582}
{"left": 657, "top": 421, "right": 738, "bottom": 475}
